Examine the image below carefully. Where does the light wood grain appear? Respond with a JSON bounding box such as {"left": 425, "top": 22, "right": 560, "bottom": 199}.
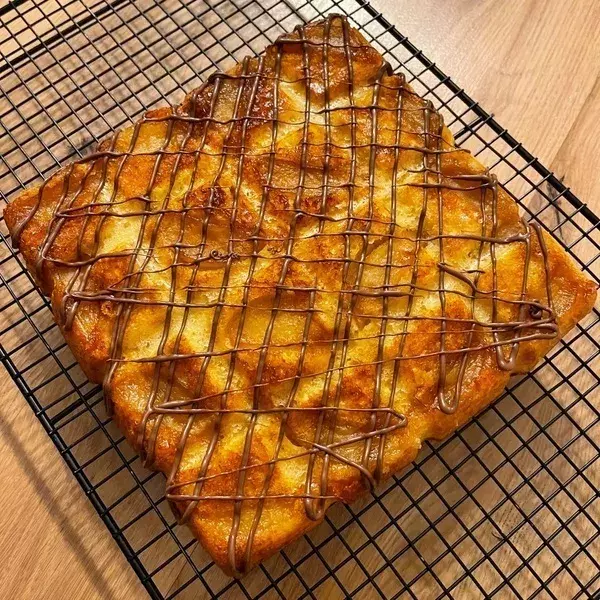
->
{"left": 0, "top": 1, "right": 599, "bottom": 599}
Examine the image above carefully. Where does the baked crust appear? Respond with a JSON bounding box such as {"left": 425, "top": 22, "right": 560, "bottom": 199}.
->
{"left": 3, "top": 15, "right": 597, "bottom": 575}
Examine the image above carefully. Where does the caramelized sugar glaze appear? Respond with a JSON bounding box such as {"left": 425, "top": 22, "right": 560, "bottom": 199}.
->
{"left": 4, "top": 16, "right": 596, "bottom": 574}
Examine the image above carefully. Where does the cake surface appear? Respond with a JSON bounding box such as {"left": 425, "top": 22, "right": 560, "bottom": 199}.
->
{"left": 3, "top": 15, "right": 597, "bottom": 575}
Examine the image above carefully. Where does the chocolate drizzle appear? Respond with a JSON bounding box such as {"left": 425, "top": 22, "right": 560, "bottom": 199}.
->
{"left": 10, "top": 15, "right": 559, "bottom": 575}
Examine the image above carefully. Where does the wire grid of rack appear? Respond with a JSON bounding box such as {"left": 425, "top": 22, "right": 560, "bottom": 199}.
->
{"left": 1, "top": 0, "right": 599, "bottom": 598}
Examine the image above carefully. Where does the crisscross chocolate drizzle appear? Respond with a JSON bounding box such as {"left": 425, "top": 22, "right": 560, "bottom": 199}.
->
{"left": 12, "top": 15, "right": 557, "bottom": 574}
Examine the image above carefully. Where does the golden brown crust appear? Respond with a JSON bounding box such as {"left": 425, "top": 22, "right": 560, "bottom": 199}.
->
{"left": 3, "top": 16, "right": 597, "bottom": 575}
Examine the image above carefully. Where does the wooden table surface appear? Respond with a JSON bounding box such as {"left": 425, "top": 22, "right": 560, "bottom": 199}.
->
{"left": 1, "top": 1, "right": 599, "bottom": 598}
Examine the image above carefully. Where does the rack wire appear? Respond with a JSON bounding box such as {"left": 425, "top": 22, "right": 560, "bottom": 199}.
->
{"left": 1, "top": 0, "right": 599, "bottom": 598}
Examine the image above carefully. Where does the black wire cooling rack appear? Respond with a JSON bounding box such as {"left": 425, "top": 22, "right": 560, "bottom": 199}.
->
{"left": 1, "top": 1, "right": 599, "bottom": 598}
